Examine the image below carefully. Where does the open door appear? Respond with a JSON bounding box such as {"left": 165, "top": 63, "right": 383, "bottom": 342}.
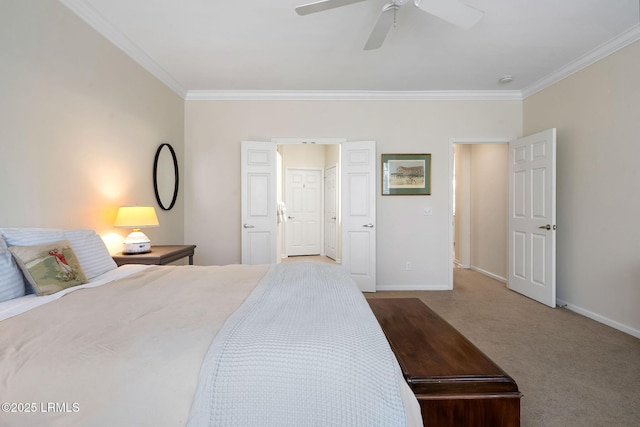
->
{"left": 508, "top": 129, "right": 557, "bottom": 307}
{"left": 341, "top": 141, "right": 376, "bottom": 292}
{"left": 241, "top": 141, "right": 277, "bottom": 264}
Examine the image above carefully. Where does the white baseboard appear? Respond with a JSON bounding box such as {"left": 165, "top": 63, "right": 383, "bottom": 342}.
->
{"left": 557, "top": 298, "right": 640, "bottom": 339}
{"left": 469, "top": 266, "right": 507, "bottom": 283}
{"left": 454, "top": 260, "right": 470, "bottom": 269}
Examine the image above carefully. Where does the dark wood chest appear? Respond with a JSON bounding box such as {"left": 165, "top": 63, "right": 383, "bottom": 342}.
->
{"left": 368, "top": 298, "right": 521, "bottom": 427}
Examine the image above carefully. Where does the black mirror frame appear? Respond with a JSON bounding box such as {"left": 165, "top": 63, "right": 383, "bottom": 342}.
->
{"left": 153, "top": 143, "right": 179, "bottom": 211}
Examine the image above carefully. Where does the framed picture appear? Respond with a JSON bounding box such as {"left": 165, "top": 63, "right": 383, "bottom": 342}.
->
{"left": 382, "top": 153, "right": 431, "bottom": 195}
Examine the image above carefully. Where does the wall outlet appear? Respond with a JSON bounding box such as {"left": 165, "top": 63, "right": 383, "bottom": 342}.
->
{"left": 405, "top": 261, "right": 412, "bottom": 271}
{"left": 423, "top": 206, "right": 433, "bottom": 216}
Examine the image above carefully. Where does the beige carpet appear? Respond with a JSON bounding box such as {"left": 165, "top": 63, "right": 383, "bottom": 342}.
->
{"left": 367, "top": 268, "right": 640, "bottom": 427}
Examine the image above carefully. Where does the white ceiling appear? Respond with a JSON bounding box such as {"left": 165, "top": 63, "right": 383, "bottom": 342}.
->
{"left": 61, "top": 0, "right": 640, "bottom": 98}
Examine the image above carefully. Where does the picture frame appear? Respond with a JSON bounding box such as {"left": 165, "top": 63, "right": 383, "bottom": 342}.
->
{"left": 382, "top": 153, "right": 431, "bottom": 195}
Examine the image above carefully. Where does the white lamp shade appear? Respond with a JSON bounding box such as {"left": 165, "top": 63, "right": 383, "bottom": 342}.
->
{"left": 114, "top": 206, "right": 159, "bottom": 228}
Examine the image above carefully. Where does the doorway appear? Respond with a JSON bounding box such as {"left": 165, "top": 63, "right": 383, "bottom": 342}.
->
{"left": 450, "top": 139, "right": 509, "bottom": 287}
{"left": 277, "top": 142, "right": 341, "bottom": 263}
{"left": 242, "top": 139, "right": 377, "bottom": 291}
{"left": 449, "top": 130, "right": 557, "bottom": 306}
{"left": 284, "top": 168, "right": 323, "bottom": 256}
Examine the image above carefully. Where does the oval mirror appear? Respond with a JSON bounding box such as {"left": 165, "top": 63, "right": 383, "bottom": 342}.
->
{"left": 153, "top": 143, "right": 179, "bottom": 211}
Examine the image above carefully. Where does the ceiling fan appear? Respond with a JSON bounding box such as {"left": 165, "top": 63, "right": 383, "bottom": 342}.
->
{"left": 295, "top": 0, "right": 484, "bottom": 50}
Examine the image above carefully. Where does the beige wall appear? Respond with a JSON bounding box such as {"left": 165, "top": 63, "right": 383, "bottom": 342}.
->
{"left": 470, "top": 144, "right": 508, "bottom": 279}
{"left": 280, "top": 144, "right": 327, "bottom": 171}
{"left": 0, "top": 1, "right": 185, "bottom": 254}
{"left": 524, "top": 41, "right": 640, "bottom": 335}
{"left": 184, "top": 100, "right": 522, "bottom": 289}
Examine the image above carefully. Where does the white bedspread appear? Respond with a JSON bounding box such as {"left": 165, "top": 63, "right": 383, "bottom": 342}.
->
{"left": 188, "top": 263, "right": 408, "bottom": 427}
{"left": 0, "top": 263, "right": 421, "bottom": 427}
{"left": 0, "top": 264, "right": 269, "bottom": 427}
{"left": 0, "top": 264, "right": 151, "bottom": 322}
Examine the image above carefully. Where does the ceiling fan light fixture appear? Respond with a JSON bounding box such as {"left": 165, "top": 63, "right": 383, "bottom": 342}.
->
{"left": 296, "top": 0, "right": 484, "bottom": 50}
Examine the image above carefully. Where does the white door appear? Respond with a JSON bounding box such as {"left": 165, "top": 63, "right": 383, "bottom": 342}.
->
{"left": 324, "top": 165, "right": 338, "bottom": 261}
{"left": 508, "top": 129, "right": 557, "bottom": 307}
{"left": 285, "top": 168, "right": 322, "bottom": 256}
{"left": 341, "top": 141, "right": 376, "bottom": 292}
{"left": 241, "top": 141, "right": 277, "bottom": 265}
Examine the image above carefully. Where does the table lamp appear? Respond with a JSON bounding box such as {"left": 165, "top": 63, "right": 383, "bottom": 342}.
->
{"left": 114, "top": 206, "right": 159, "bottom": 254}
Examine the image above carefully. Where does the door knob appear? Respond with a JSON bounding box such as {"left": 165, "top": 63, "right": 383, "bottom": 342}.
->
{"left": 362, "top": 223, "right": 374, "bottom": 228}
{"left": 243, "top": 224, "right": 255, "bottom": 229}
{"left": 288, "top": 216, "right": 295, "bottom": 220}
{"left": 538, "top": 224, "right": 551, "bottom": 230}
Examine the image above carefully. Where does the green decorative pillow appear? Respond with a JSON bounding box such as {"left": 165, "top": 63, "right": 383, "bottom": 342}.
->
{"left": 9, "top": 240, "right": 88, "bottom": 296}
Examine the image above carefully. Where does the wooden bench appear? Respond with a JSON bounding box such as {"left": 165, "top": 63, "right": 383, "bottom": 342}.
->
{"left": 367, "top": 298, "right": 521, "bottom": 427}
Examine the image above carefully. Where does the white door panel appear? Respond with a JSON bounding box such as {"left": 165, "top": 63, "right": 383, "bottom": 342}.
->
{"left": 241, "top": 141, "right": 277, "bottom": 265}
{"left": 508, "top": 129, "right": 556, "bottom": 307}
{"left": 342, "top": 141, "right": 376, "bottom": 292}
{"left": 324, "top": 165, "right": 338, "bottom": 260}
{"left": 285, "top": 168, "right": 322, "bottom": 256}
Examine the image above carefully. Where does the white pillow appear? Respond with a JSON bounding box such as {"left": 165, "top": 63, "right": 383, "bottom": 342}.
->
{"left": 0, "top": 228, "right": 117, "bottom": 280}
{"left": 62, "top": 229, "right": 117, "bottom": 279}
{"left": 0, "top": 237, "right": 25, "bottom": 302}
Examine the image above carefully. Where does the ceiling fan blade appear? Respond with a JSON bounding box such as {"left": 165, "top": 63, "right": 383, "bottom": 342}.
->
{"left": 364, "top": 3, "right": 398, "bottom": 50}
{"left": 295, "top": 0, "right": 369, "bottom": 16}
{"left": 413, "top": 0, "right": 483, "bottom": 29}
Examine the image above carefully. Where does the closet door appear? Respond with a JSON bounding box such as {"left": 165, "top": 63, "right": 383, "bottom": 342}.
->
{"left": 241, "top": 141, "right": 277, "bottom": 264}
{"left": 341, "top": 141, "right": 376, "bottom": 292}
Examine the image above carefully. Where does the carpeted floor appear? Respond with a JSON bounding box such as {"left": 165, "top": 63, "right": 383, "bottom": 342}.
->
{"left": 367, "top": 268, "right": 640, "bottom": 427}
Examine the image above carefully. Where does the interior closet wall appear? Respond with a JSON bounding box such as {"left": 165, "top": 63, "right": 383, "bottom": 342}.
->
{"left": 454, "top": 144, "right": 508, "bottom": 281}
{"left": 454, "top": 145, "right": 471, "bottom": 267}
{"left": 470, "top": 144, "right": 508, "bottom": 280}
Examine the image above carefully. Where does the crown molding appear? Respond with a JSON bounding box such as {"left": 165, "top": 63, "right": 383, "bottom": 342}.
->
{"left": 59, "top": 0, "right": 187, "bottom": 98}
{"left": 522, "top": 24, "right": 640, "bottom": 99}
{"left": 185, "top": 90, "right": 523, "bottom": 101}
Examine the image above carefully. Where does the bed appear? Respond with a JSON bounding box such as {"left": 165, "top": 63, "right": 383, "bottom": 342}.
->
{"left": 0, "top": 228, "right": 422, "bottom": 426}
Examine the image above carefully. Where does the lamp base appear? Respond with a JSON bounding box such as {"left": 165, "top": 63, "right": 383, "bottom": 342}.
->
{"left": 122, "top": 230, "right": 152, "bottom": 254}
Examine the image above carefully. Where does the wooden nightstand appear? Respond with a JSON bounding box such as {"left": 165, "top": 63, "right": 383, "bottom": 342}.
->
{"left": 112, "top": 245, "right": 196, "bottom": 266}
